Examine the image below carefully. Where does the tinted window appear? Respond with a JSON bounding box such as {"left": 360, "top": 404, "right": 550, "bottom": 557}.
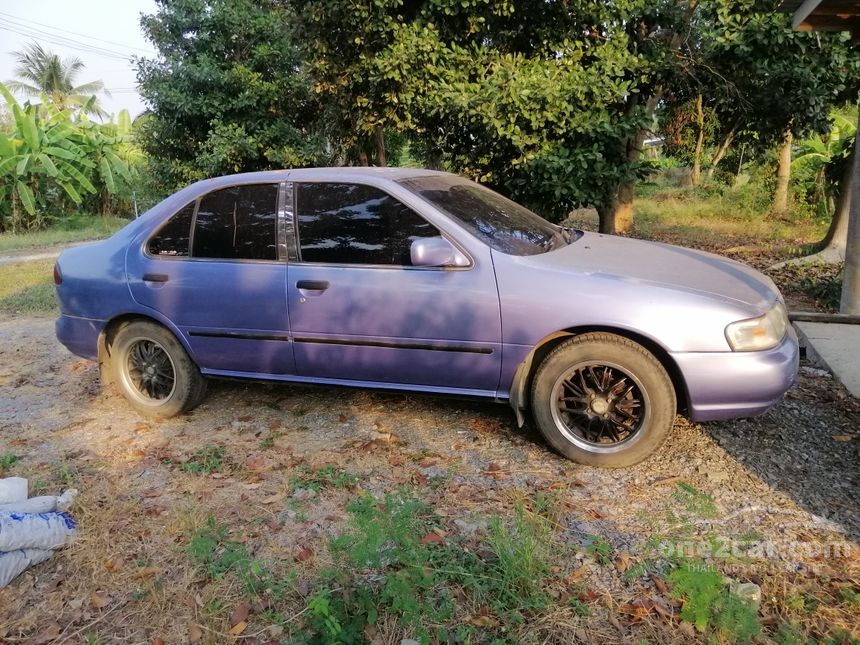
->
{"left": 296, "top": 183, "right": 436, "bottom": 265}
{"left": 148, "top": 202, "right": 194, "bottom": 257}
{"left": 400, "top": 176, "right": 562, "bottom": 255}
{"left": 192, "top": 184, "right": 278, "bottom": 260}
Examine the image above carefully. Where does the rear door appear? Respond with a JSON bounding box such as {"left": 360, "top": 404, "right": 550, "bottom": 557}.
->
{"left": 127, "top": 182, "right": 293, "bottom": 375}
{"left": 286, "top": 180, "right": 502, "bottom": 392}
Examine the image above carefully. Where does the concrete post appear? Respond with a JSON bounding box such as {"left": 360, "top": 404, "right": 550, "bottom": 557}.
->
{"left": 840, "top": 117, "right": 860, "bottom": 314}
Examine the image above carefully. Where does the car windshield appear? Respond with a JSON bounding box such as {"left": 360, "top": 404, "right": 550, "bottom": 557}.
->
{"left": 399, "top": 175, "right": 565, "bottom": 255}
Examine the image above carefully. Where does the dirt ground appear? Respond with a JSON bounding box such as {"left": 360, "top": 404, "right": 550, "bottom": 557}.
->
{"left": 0, "top": 316, "right": 858, "bottom": 643}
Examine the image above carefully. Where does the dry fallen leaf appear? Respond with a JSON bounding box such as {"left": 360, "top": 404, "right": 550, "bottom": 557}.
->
{"left": 188, "top": 624, "right": 204, "bottom": 641}
{"left": 650, "top": 573, "right": 670, "bottom": 594}
{"left": 229, "top": 620, "right": 248, "bottom": 636}
{"left": 90, "top": 591, "right": 111, "bottom": 609}
{"left": 295, "top": 546, "right": 314, "bottom": 562}
{"left": 34, "top": 623, "right": 61, "bottom": 644}
{"left": 467, "top": 614, "right": 499, "bottom": 628}
{"left": 133, "top": 566, "right": 161, "bottom": 578}
{"left": 614, "top": 551, "right": 634, "bottom": 573}
{"left": 230, "top": 601, "right": 251, "bottom": 626}
{"left": 420, "top": 532, "right": 445, "bottom": 546}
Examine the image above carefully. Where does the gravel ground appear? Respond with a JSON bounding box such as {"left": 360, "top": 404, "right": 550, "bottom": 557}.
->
{"left": 0, "top": 316, "right": 857, "bottom": 643}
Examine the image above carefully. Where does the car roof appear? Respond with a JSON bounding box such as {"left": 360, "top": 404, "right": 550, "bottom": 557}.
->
{"left": 201, "top": 167, "right": 452, "bottom": 185}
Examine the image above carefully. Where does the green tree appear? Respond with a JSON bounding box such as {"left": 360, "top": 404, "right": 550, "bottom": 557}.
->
{"left": 5, "top": 42, "right": 108, "bottom": 118}
{"left": 295, "top": 0, "right": 681, "bottom": 227}
{"left": 687, "top": 1, "right": 859, "bottom": 210}
{"left": 135, "top": 0, "right": 326, "bottom": 192}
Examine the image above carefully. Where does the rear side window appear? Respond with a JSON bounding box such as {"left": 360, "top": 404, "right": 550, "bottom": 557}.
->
{"left": 296, "top": 183, "right": 436, "bottom": 265}
{"left": 148, "top": 202, "right": 195, "bottom": 257}
{"left": 192, "top": 184, "right": 279, "bottom": 261}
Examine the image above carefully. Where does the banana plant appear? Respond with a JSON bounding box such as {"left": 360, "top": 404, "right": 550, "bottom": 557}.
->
{"left": 0, "top": 83, "right": 97, "bottom": 230}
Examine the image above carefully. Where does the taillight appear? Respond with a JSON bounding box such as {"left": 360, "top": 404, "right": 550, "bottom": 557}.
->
{"left": 53, "top": 263, "right": 62, "bottom": 285}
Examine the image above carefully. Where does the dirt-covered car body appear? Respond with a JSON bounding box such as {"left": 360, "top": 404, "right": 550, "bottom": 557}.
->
{"left": 55, "top": 168, "right": 798, "bottom": 432}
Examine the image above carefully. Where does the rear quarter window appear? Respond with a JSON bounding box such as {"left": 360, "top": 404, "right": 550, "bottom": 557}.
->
{"left": 147, "top": 202, "right": 195, "bottom": 257}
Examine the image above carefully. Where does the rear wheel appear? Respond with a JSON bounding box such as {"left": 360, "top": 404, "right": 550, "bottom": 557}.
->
{"left": 530, "top": 333, "right": 676, "bottom": 467}
{"left": 111, "top": 320, "right": 207, "bottom": 418}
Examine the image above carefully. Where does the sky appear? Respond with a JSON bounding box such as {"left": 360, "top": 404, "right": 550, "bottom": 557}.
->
{"left": 0, "top": 0, "right": 158, "bottom": 119}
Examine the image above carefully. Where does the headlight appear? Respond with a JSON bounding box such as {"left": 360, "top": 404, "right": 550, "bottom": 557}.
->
{"left": 725, "top": 302, "right": 788, "bottom": 351}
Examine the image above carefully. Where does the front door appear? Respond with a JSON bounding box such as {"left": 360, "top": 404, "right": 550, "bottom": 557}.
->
{"left": 127, "top": 182, "right": 293, "bottom": 375}
{"left": 286, "top": 181, "right": 501, "bottom": 392}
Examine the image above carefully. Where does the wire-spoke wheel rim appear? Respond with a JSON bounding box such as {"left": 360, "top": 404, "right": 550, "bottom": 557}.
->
{"left": 549, "top": 360, "right": 650, "bottom": 454}
{"left": 121, "top": 338, "right": 176, "bottom": 406}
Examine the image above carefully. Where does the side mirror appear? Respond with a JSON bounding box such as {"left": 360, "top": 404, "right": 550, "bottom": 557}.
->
{"left": 410, "top": 236, "right": 470, "bottom": 268}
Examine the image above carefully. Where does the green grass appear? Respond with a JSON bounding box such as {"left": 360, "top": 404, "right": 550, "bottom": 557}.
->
{"left": 0, "top": 454, "right": 20, "bottom": 475}
{"left": 0, "top": 258, "right": 57, "bottom": 316}
{"left": 630, "top": 183, "right": 827, "bottom": 250}
{"left": 0, "top": 215, "right": 128, "bottom": 253}
{"left": 179, "top": 445, "right": 227, "bottom": 474}
{"left": 290, "top": 464, "right": 359, "bottom": 492}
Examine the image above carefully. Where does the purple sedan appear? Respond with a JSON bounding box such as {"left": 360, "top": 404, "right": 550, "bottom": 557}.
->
{"left": 54, "top": 168, "right": 798, "bottom": 467}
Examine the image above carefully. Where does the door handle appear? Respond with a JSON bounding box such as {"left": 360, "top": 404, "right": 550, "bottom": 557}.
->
{"left": 143, "top": 273, "right": 169, "bottom": 283}
{"left": 296, "top": 280, "right": 330, "bottom": 291}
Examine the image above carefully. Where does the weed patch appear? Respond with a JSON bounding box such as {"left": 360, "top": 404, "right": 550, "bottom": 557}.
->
{"left": 299, "top": 494, "right": 561, "bottom": 643}
{"left": 0, "top": 454, "right": 19, "bottom": 475}
{"left": 668, "top": 562, "right": 761, "bottom": 643}
{"left": 673, "top": 481, "right": 717, "bottom": 518}
{"left": 186, "top": 517, "right": 294, "bottom": 599}
{"left": 180, "top": 444, "right": 227, "bottom": 474}
{"left": 290, "top": 465, "right": 359, "bottom": 492}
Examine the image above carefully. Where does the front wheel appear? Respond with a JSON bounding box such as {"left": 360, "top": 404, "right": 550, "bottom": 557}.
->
{"left": 530, "top": 333, "right": 676, "bottom": 467}
{"left": 111, "top": 320, "right": 207, "bottom": 418}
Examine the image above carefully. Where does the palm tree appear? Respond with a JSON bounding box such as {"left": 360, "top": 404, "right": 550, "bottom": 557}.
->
{"left": 5, "top": 42, "right": 109, "bottom": 118}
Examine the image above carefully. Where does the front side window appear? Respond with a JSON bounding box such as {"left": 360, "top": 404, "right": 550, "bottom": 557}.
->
{"left": 296, "top": 183, "right": 436, "bottom": 265}
{"left": 148, "top": 202, "right": 195, "bottom": 257}
{"left": 399, "top": 175, "right": 563, "bottom": 256}
{"left": 192, "top": 184, "right": 279, "bottom": 261}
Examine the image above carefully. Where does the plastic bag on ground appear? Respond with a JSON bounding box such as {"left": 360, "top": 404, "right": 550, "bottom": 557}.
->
{"left": 0, "top": 489, "right": 78, "bottom": 514}
{"left": 0, "top": 549, "right": 54, "bottom": 589}
{"left": 0, "top": 549, "right": 54, "bottom": 588}
{"left": 0, "top": 511, "right": 77, "bottom": 552}
{"left": 0, "top": 477, "right": 28, "bottom": 504}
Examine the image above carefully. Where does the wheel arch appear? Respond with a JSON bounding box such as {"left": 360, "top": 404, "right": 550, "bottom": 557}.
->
{"left": 509, "top": 325, "right": 689, "bottom": 426}
{"left": 98, "top": 312, "right": 196, "bottom": 384}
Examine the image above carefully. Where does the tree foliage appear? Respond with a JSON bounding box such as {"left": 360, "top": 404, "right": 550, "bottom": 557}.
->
{"left": 135, "top": 0, "right": 327, "bottom": 191}
{"left": 135, "top": 0, "right": 860, "bottom": 230}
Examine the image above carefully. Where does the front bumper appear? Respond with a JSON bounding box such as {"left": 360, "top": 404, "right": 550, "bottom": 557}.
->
{"left": 673, "top": 326, "right": 799, "bottom": 422}
{"left": 55, "top": 314, "right": 105, "bottom": 361}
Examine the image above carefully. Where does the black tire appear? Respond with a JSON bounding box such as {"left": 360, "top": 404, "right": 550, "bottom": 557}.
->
{"left": 111, "top": 320, "right": 207, "bottom": 418}
{"left": 530, "top": 333, "right": 676, "bottom": 467}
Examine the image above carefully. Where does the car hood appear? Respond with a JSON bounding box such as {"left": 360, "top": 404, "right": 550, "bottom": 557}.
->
{"left": 533, "top": 232, "right": 778, "bottom": 311}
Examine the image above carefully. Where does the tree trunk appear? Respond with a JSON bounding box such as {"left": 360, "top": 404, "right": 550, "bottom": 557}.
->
{"left": 841, "top": 117, "right": 860, "bottom": 314}
{"left": 706, "top": 121, "right": 737, "bottom": 180}
{"left": 374, "top": 126, "right": 386, "bottom": 167}
{"left": 690, "top": 94, "right": 704, "bottom": 186}
{"left": 606, "top": 93, "right": 661, "bottom": 235}
{"left": 814, "top": 147, "right": 853, "bottom": 257}
{"left": 597, "top": 201, "right": 616, "bottom": 235}
{"left": 772, "top": 129, "right": 793, "bottom": 214}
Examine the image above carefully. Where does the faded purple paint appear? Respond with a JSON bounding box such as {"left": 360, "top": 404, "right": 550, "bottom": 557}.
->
{"left": 54, "top": 168, "right": 798, "bottom": 424}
